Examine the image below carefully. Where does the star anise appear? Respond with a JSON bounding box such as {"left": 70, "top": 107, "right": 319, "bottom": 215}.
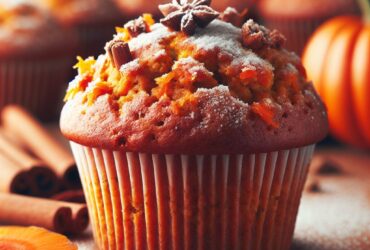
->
{"left": 159, "top": 0, "right": 219, "bottom": 35}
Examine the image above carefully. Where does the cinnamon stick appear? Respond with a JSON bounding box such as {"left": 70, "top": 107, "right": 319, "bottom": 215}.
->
{"left": 52, "top": 190, "right": 86, "bottom": 204}
{"left": 1, "top": 105, "right": 81, "bottom": 189}
{"left": 0, "top": 153, "right": 33, "bottom": 195}
{"left": 0, "top": 193, "right": 89, "bottom": 235}
{"left": 0, "top": 127, "right": 24, "bottom": 149}
{"left": 0, "top": 132, "right": 59, "bottom": 197}
{"left": 107, "top": 40, "right": 132, "bottom": 69}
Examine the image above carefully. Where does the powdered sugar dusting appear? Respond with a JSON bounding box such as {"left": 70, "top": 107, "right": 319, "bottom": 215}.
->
{"left": 197, "top": 85, "right": 248, "bottom": 107}
{"left": 187, "top": 20, "right": 240, "bottom": 53}
{"left": 127, "top": 23, "right": 174, "bottom": 52}
{"left": 186, "top": 20, "right": 274, "bottom": 71}
{"left": 174, "top": 57, "right": 214, "bottom": 79}
{"left": 120, "top": 58, "right": 140, "bottom": 72}
{"left": 124, "top": 20, "right": 273, "bottom": 73}
{"left": 195, "top": 85, "right": 248, "bottom": 130}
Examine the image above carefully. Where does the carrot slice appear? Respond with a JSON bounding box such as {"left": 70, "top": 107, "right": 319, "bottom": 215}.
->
{"left": 0, "top": 226, "right": 77, "bottom": 250}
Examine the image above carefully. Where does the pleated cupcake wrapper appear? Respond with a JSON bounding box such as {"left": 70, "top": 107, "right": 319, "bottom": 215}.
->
{"left": 71, "top": 142, "right": 315, "bottom": 250}
{"left": 0, "top": 58, "right": 71, "bottom": 121}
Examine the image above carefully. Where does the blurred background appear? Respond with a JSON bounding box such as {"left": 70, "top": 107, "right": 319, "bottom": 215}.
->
{"left": 0, "top": 0, "right": 368, "bottom": 249}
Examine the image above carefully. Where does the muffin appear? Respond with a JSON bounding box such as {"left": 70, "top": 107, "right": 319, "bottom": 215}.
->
{"left": 0, "top": 0, "right": 76, "bottom": 121}
{"left": 37, "top": 0, "right": 125, "bottom": 57}
{"left": 212, "top": 0, "right": 255, "bottom": 12}
{"left": 113, "top": 0, "right": 164, "bottom": 17}
{"left": 60, "top": 1, "right": 328, "bottom": 249}
{"left": 113, "top": 0, "right": 254, "bottom": 16}
{"left": 257, "top": 0, "right": 360, "bottom": 55}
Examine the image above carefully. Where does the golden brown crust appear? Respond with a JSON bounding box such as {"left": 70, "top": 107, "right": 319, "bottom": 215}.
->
{"left": 60, "top": 17, "right": 328, "bottom": 154}
{"left": 61, "top": 83, "right": 327, "bottom": 154}
{"left": 0, "top": 1, "right": 76, "bottom": 59}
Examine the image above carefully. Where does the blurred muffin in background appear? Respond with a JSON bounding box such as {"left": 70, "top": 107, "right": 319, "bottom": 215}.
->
{"left": 37, "top": 0, "right": 125, "bottom": 57}
{"left": 112, "top": 0, "right": 255, "bottom": 18}
{"left": 257, "top": 0, "right": 360, "bottom": 55}
{"left": 0, "top": 0, "right": 76, "bottom": 121}
{"left": 212, "top": 0, "right": 255, "bottom": 11}
{"left": 113, "top": 0, "right": 164, "bottom": 17}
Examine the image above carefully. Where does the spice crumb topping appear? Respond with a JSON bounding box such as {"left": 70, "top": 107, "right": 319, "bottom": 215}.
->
{"left": 65, "top": 7, "right": 308, "bottom": 126}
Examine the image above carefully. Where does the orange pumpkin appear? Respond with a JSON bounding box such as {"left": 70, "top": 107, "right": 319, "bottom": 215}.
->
{"left": 303, "top": 0, "right": 370, "bottom": 148}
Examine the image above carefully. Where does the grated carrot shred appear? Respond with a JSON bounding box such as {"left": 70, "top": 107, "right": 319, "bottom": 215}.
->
{"left": 251, "top": 102, "right": 279, "bottom": 128}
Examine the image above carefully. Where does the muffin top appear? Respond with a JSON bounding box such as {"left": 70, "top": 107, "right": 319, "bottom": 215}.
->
{"left": 61, "top": 0, "right": 328, "bottom": 154}
{"left": 0, "top": 0, "right": 75, "bottom": 59}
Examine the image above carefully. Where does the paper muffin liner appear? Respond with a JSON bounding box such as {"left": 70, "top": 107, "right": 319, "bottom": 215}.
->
{"left": 0, "top": 58, "right": 71, "bottom": 121}
{"left": 71, "top": 142, "right": 315, "bottom": 250}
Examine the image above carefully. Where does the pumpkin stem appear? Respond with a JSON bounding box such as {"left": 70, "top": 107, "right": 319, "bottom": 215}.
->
{"left": 358, "top": 0, "right": 370, "bottom": 23}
